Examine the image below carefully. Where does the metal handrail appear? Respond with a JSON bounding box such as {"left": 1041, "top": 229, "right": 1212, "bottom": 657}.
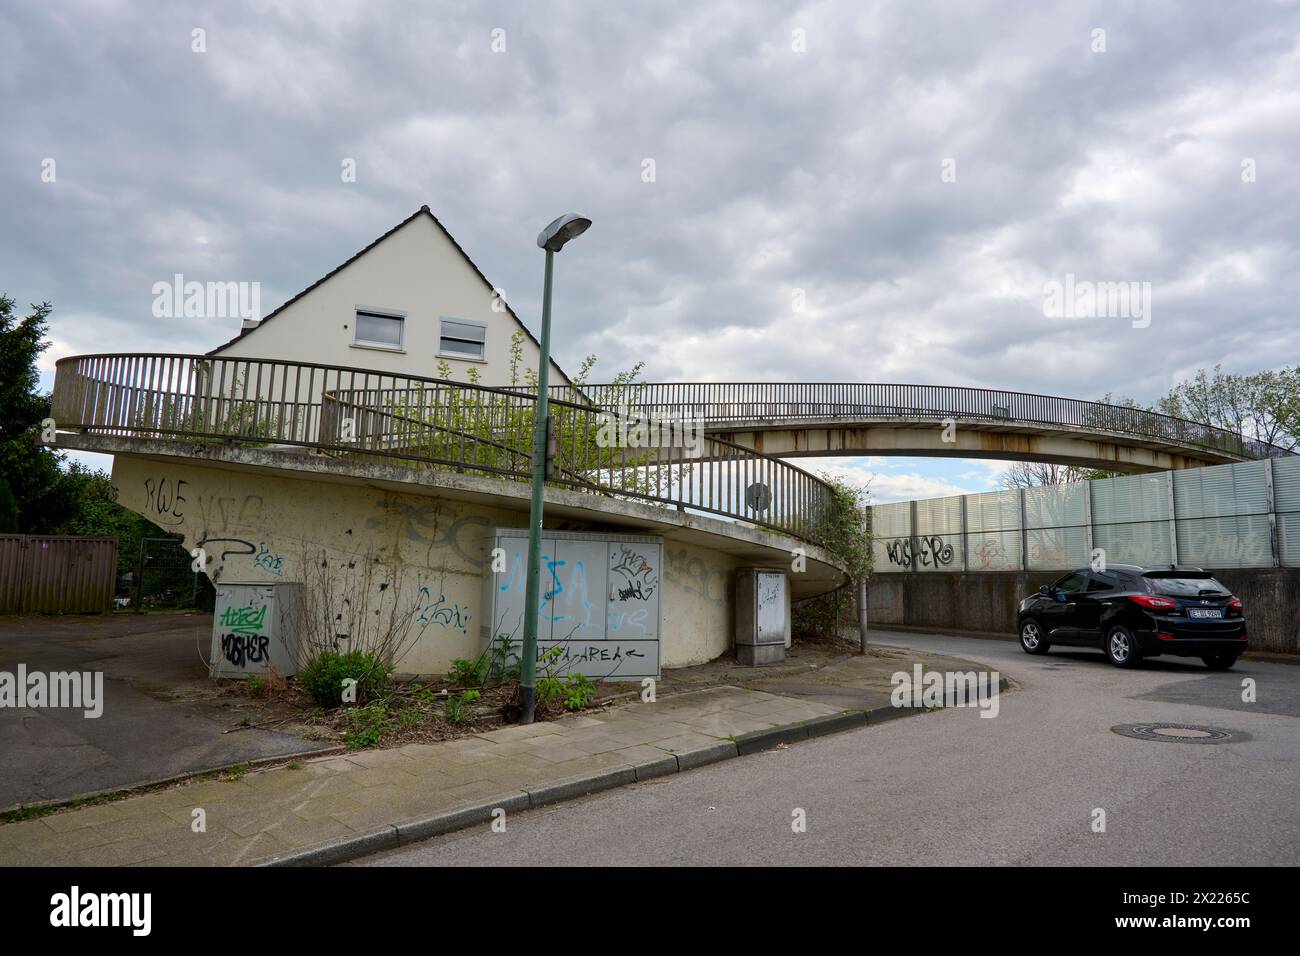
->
{"left": 51, "top": 353, "right": 836, "bottom": 546}
{"left": 556, "top": 382, "right": 1293, "bottom": 460}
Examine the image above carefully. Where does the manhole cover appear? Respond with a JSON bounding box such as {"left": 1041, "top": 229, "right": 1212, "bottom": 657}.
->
{"left": 1111, "top": 723, "right": 1247, "bottom": 744}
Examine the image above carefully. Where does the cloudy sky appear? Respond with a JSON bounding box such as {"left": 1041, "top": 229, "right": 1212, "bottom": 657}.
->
{"left": 4, "top": 0, "right": 1298, "bottom": 502}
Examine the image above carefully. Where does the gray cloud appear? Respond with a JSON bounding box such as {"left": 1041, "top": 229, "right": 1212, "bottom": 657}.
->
{"left": 4, "top": 0, "right": 1298, "bottom": 415}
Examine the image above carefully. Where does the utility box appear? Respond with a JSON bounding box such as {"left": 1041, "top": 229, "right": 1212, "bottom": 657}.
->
{"left": 735, "top": 568, "right": 789, "bottom": 665}
{"left": 211, "top": 583, "right": 301, "bottom": 678}
{"left": 481, "top": 529, "right": 662, "bottom": 681}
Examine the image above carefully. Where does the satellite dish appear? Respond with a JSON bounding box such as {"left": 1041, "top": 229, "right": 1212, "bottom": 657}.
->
{"left": 745, "top": 482, "right": 772, "bottom": 512}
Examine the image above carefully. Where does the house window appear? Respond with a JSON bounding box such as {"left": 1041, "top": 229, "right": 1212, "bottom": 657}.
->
{"left": 439, "top": 317, "right": 486, "bottom": 360}
{"left": 354, "top": 309, "right": 404, "bottom": 349}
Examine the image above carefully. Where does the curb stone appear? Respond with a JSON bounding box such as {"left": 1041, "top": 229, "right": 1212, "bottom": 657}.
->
{"left": 395, "top": 793, "right": 531, "bottom": 846}
{"left": 672, "top": 740, "right": 739, "bottom": 770}
{"left": 524, "top": 767, "right": 638, "bottom": 807}
{"left": 260, "top": 678, "right": 1012, "bottom": 867}
{"left": 0, "top": 744, "right": 345, "bottom": 819}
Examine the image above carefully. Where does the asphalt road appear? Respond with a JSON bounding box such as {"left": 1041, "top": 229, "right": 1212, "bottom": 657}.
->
{"left": 358, "top": 632, "right": 1300, "bottom": 866}
{"left": 0, "top": 613, "right": 328, "bottom": 808}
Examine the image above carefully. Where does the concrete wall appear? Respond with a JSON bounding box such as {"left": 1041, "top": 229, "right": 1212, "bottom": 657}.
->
{"left": 111, "top": 456, "right": 738, "bottom": 674}
{"left": 868, "top": 569, "right": 1300, "bottom": 654}
{"left": 216, "top": 211, "right": 568, "bottom": 387}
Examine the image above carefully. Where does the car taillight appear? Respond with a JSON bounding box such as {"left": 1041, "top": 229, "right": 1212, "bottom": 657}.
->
{"left": 1129, "top": 594, "right": 1178, "bottom": 611}
{"left": 1228, "top": 598, "right": 1243, "bottom": 613}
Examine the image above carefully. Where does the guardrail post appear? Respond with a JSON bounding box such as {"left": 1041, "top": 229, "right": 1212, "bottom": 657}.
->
{"left": 1265, "top": 458, "right": 1280, "bottom": 568}
{"left": 1166, "top": 472, "right": 1179, "bottom": 564}
{"left": 909, "top": 499, "right": 919, "bottom": 573}
{"left": 959, "top": 495, "right": 968, "bottom": 571}
{"left": 1019, "top": 487, "right": 1028, "bottom": 571}
{"left": 1083, "top": 477, "right": 1094, "bottom": 559}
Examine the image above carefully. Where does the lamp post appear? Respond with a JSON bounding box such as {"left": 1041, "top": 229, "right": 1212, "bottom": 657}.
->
{"left": 518, "top": 213, "right": 592, "bottom": 724}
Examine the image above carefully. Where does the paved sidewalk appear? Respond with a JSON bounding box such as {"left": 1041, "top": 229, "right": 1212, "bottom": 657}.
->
{"left": 0, "top": 643, "right": 1004, "bottom": 866}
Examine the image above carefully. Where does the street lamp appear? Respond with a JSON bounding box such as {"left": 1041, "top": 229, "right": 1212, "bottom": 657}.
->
{"left": 518, "top": 213, "right": 592, "bottom": 724}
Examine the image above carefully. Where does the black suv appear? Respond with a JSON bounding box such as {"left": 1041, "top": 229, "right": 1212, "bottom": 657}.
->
{"left": 1017, "top": 564, "right": 1247, "bottom": 670}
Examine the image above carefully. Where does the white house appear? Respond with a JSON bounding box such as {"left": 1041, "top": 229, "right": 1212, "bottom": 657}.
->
{"left": 211, "top": 205, "right": 569, "bottom": 388}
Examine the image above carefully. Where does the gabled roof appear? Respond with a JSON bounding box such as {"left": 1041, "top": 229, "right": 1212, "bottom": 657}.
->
{"left": 208, "top": 206, "right": 566, "bottom": 378}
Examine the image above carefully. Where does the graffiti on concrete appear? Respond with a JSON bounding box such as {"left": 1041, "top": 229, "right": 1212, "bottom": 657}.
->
{"left": 415, "top": 586, "right": 470, "bottom": 634}
{"left": 885, "top": 536, "right": 955, "bottom": 569}
{"left": 195, "top": 493, "right": 264, "bottom": 536}
{"left": 142, "top": 476, "right": 187, "bottom": 526}
{"left": 253, "top": 541, "right": 283, "bottom": 576}
{"left": 368, "top": 498, "right": 489, "bottom": 567}
{"left": 663, "top": 546, "right": 728, "bottom": 607}
{"left": 197, "top": 536, "right": 256, "bottom": 562}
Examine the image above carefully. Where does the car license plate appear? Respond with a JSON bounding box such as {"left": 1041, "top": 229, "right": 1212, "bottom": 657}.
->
{"left": 1189, "top": 608, "right": 1223, "bottom": 619}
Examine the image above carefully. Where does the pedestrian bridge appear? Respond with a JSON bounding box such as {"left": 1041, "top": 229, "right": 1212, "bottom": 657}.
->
{"left": 564, "top": 382, "right": 1288, "bottom": 474}
{"left": 51, "top": 354, "right": 1292, "bottom": 553}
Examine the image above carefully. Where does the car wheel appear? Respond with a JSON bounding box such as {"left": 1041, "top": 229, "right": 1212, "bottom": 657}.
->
{"left": 1020, "top": 619, "right": 1050, "bottom": 655}
{"left": 1105, "top": 626, "right": 1141, "bottom": 668}
{"left": 1201, "top": 652, "right": 1239, "bottom": 671}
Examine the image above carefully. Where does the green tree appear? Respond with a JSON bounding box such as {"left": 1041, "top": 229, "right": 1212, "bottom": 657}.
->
{"left": 1156, "top": 364, "right": 1299, "bottom": 452}
{"left": 53, "top": 462, "right": 166, "bottom": 576}
{"left": 0, "top": 477, "right": 18, "bottom": 533}
{"left": 0, "top": 295, "right": 76, "bottom": 531}
{"left": 0, "top": 294, "right": 176, "bottom": 580}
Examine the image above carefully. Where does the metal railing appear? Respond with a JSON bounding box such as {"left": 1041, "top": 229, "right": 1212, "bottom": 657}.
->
{"left": 52, "top": 354, "right": 835, "bottom": 545}
{"left": 556, "top": 382, "right": 1294, "bottom": 461}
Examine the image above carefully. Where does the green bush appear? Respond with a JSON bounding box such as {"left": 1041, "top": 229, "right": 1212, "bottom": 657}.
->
{"left": 563, "top": 674, "right": 597, "bottom": 711}
{"left": 442, "top": 690, "right": 479, "bottom": 725}
{"left": 449, "top": 653, "right": 490, "bottom": 687}
{"left": 343, "top": 702, "right": 390, "bottom": 748}
{"left": 298, "top": 650, "right": 393, "bottom": 707}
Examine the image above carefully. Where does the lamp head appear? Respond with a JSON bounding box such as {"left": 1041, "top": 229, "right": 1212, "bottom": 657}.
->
{"left": 537, "top": 213, "right": 592, "bottom": 252}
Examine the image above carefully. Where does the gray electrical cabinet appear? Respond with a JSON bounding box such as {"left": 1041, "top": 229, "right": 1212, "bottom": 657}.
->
{"left": 481, "top": 529, "right": 662, "bottom": 681}
{"left": 735, "top": 568, "right": 789, "bottom": 665}
{"left": 211, "top": 583, "right": 301, "bottom": 678}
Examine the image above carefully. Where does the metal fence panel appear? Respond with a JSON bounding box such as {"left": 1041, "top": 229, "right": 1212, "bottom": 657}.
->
{"left": 0, "top": 536, "right": 27, "bottom": 611}
{"left": 1176, "top": 514, "right": 1274, "bottom": 569}
{"left": 871, "top": 501, "right": 912, "bottom": 538}
{"left": 1173, "top": 460, "right": 1269, "bottom": 519}
{"left": 1091, "top": 473, "right": 1170, "bottom": 524}
{"left": 1027, "top": 526, "right": 1089, "bottom": 570}
{"left": 916, "top": 496, "right": 962, "bottom": 536}
{"left": 1024, "top": 483, "right": 1086, "bottom": 529}
{"left": 0, "top": 535, "right": 117, "bottom": 612}
{"left": 966, "top": 490, "right": 1020, "bottom": 532}
{"left": 967, "top": 530, "right": 1022, "bottom": 570}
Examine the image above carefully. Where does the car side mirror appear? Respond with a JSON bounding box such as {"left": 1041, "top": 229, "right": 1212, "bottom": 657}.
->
{"left": 1038, "top": 585, "right": 1050, "bottom": 596}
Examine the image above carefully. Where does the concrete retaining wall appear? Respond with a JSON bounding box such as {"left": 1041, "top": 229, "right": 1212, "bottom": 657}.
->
{"left": 869, "top": 569, "right": 1300, "bottom": 654}
{"left": 111, "top": 457, "right": 740, "bottom": 674}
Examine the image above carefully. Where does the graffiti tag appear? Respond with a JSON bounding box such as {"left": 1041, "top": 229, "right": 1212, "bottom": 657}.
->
{"left": 885, "top": 536, "right": 955, "bottom": 569}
